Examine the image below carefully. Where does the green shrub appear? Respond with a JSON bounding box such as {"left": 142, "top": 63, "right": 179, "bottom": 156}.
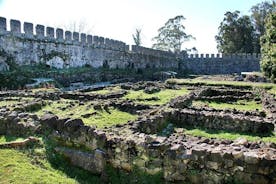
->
{"left": 260, "top": 12, "right": 276, "bottom": 83}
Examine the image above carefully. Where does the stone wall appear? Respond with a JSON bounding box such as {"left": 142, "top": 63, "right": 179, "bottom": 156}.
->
{"left": 40, "top": 114, "right": 276, "bottom": 184}
{"left": 0, "top": 17, "right": 178, "bottom": 70}
{"left": 0, "top": 17, "right": 260, "bottom": 74}
{"left": 180, "top": 53, "right": 261, "bottom": 74}
{"left": 0, "top": 85, "right": 275, "bottom": 183}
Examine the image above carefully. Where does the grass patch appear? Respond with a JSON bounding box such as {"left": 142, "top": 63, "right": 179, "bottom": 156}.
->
{"left": 0, "top": 149, "right": 79, "bottom": 184}
{"left": 182, "top": 128, "right": 276, "bottom": 143}
{"left": 34, "top": 99, "right": 76, "bottom": 118}
{"left": 0, "top": 135, "right": 26, "bottom": 144}
{"left": 192, "top": 99, "right": 263, "bottom": 111}
{"left": 86, "top": 86, "right": 122, "bottom": 95}
{"left": 82, "top": 108, "right": 138, "bottom": 128}
{"left": 30, "top": 88, "right": 61, "bottom": 93}
{"left": 0, "top": 136, "right": 163, "bottom": 184}
{"left": 268, "top": 86, "right": 276, "bottom": 97}
{"left": 123, "top": 88, "right": 190, "bottom": 105}
{"left": 0, "top": 100, "right": 20, "bottom": 108}
{"left": 0, "top": 136, "right": 102, "bottom": 184}
{"left": 105, "top": 165, "right": 163, "bottom": 184}
{"left": 35, "top": 99, "right": 137, "bottom": 128}
{"left": 0, "top": 97, "right": 35, "bottom": 109}
{"left": 167, "top": 78, "right": 276, "bottom": 90}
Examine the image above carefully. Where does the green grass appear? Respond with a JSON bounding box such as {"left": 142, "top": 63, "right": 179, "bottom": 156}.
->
{"left": 30, "top": 87, "right": 60, "bottom": 93}
{"left": 0, "top": 97, "right": 35, "bottom": 109}
{"left": 0, "top": 149, "right": 79, "bottom": 184}
{"left": 0, "top": 136, "right": 163, "bottom": 184}
{"left": 35, "top": 99, "right": 137, "bottom": 128}
{"left": 82, "top": 108, "right": 137, "bottom": 128}
{"left": 166, "top": 78, "right": 276, "bottom": 90}
{"left": 0, "top": 136, "right": 102, "bottom": 184}
{"left": 86, "top": 86, "right": 122, "bottom": 95}
{"left": 192, "top": 99, "right": 263, "bottom": 111}
{"left": 182, "top": 128, "right": 276, "bottom": 143}
{"left": 268, "top": 86, "right": 276, "bottom": 97}
{"left": 35, "top": 99, "right": 75, "bottom": 117}
{"left": 0, "top": 135, "right": 26, "bottom": 144}
{"left": 0, "top": 100, "right": 20, "bottom": 108}
{"left": 123, "top": 88, "right": 190, "bottom": 105}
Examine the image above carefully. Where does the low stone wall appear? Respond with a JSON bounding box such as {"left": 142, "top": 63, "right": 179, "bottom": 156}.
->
{"left": 0, "top": 91, "right": 275, "bottom": 183}
{"left": 40, "top": 114, "right": 276, "bottom": 183}
{"left": 0, "top": 110, "right": 39, "bottom": 136}
{"left": 261, "top": 91, "right": 276, "bottom": 120}
{"left": 60, "top": 90, "right": 127, "bottom": 100}
{"left": 169, "top": 108, "right": 274, "bottom": 134}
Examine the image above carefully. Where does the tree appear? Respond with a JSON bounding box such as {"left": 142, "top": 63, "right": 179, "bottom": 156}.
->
{"left": 152, "top": 15, "right": 195, "bottom": 53}
{"left": 132, "top": 28, "right": 142, "bottom": 46}
{"left": 260, "top": 12, "right": 276, "bottom": 82}
{"left": 250, "top": 0, "right": 275, "bottom": 52}
{"left": 60, "top": 19, "right": 93, "bottom": 34}
{"left": 215, "top": 11, "right": 255, "bottom": 53}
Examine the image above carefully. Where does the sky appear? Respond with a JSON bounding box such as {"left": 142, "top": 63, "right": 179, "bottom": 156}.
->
{"left": 0, "top": 0, "right": 268, "bottom": 53}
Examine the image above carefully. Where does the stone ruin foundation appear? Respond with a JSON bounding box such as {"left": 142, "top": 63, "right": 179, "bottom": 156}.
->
{"left": 0, "top": 82, "right": 275, "bottom": 183}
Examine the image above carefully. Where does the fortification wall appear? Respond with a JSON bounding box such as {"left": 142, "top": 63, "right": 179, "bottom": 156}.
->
{"left": 181, "top": 53, "right": 261, "bottom": 74}
{"left": 0, "top": 17, "right": 178, "bottom": 70}
{"left": 0, "top": 17, "right": 261, "bottom": 74}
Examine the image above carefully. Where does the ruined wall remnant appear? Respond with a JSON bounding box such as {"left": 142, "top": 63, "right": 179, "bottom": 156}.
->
{"left": 0, "top": 17, "right": 260, "bottom": 74}
{"left": 180, "top": 53, "right": 260, "bottom": 74}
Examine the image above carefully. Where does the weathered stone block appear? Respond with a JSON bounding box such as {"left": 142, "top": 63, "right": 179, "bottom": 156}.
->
{"left": 55, "top": 147, "right": 105, "bottom": 174}
{"left": 99, "top": 37, "right": 105, "bottom": 44}
{"left": 46, "top": 27, "right": 54, "bottom": 38}
{"left": 35, "top": 24, "right": 45, "bottom": 38}
{"left": 23, "top": 22, "right": 33, "bottom": 36}
{"left": 73, "top": 32, "right": 79, "bottom": 42}
{"left": 65, "top": 31, "right": 72, "bottom": 41}
{"left": 93, "top": 36, "right": 99, "bottom": 44}
{"left": 56, "top": 28, "right": 64, "bottom": 40}
{"left": 46, "top": 56, "right": 64, "bottom": 69}
{"left": 0, "top": 17, "right": 7, "bottom": 32}
{"left": 87, "top": 35, "right": 92, "bottom": 44}
{"left": 10, "top": 19, "right": 21, "bottom": 34}
{"left": 80, "top": 33, "right": 86, "bottom": 44}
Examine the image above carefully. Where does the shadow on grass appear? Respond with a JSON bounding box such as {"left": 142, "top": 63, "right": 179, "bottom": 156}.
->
{"left": 42, "top": 137, "right": 102, "bottom": 184}
{"left": 42, "top": 136, "right": 164, "bottom": 184}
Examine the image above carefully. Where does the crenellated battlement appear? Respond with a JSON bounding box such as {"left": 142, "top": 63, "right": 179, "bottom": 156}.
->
{"left": 186, "top": 53, "right": 261, "bottom": 59}
{"left": 131, "top": 45, "right": 176, "bottom": 58}
{"left": 0, "top": 17, "right": 261, "bottom": 60}
{"left": 0, "top": 17, "right": 128, "bottom": 51}
{"left": 0, "top": 16, "right": 261, "bottom": 74}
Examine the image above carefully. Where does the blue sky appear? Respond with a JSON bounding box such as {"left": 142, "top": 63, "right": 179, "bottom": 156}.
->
{"left": 0, "top": 0, "right": 268, "bottom": 53}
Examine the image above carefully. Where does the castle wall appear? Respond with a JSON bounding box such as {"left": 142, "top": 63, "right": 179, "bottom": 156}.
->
{"left": 181, "top": 54, "right": 261, "bottom": 74}
{"left": 0, "top": 17, "right": 260, "bottom": 74}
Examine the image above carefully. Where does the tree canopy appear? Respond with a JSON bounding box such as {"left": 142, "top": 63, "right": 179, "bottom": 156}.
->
{"left": 260, "top": 12, "right": 276, "bottom": 82}
{"left": 152, "top": 15, "right": 195, "bottom": 53}
{"left": 216, "top": 1, "right": 275, "bottom": 54}
{"left": 215, "top": 11, "right": 255, "bottom": 53}
{"left": 132, "top": 28, "right": 142, "bottom": 46}
{"left": 250, "top": 1, "right": 275, "bottom": 52}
